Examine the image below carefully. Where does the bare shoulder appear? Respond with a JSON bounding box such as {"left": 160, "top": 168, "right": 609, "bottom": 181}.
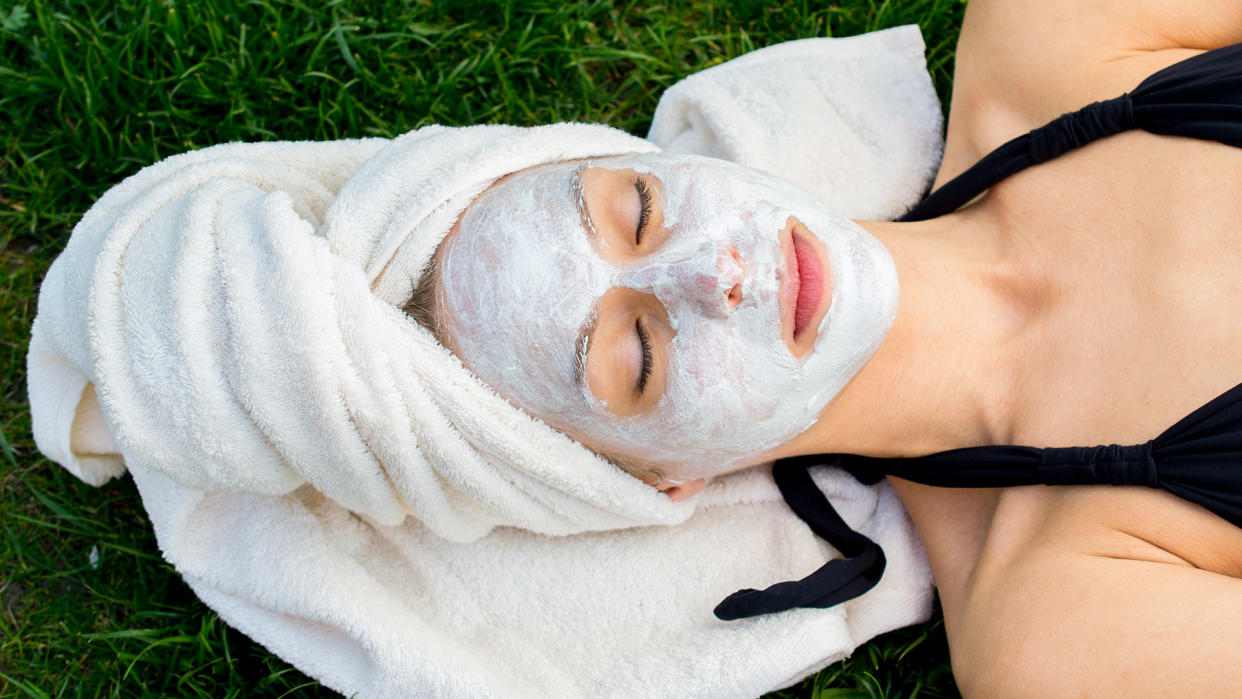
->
{"left": 949, "top": 486, "right": 1242, "bottom": 697}
{"left": 936, "top": 0, "right": 1242, "bottom": 185}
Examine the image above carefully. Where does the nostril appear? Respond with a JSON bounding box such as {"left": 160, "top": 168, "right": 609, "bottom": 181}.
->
{"left": 726, "top": 283, "right": 743, "bottom": 310}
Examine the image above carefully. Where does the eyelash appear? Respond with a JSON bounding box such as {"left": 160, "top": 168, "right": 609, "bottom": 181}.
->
{"left": 635, "top": 318, "right": 653, "bottom": 395}
{"left": 634, "top": 177, "right": 652, "bottom": 245}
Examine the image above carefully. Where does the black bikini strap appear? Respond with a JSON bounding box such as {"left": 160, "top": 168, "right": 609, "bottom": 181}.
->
{"left": 901, "top": 42, "right": 1242, "bottom": 223}
{"left": 899, "top": 96, "right": 1134, "bottom": 222}
{"left": 832, "top": 442, "right": 1160, "bottom": 489}
{"left": 714, "top": 458, "right": 886, "bottom": 620}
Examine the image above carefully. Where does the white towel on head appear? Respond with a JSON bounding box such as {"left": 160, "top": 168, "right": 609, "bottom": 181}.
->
{"left": 29, "top": 125, "right": 693, "bottom": 543}
{"left": 28, "top": 25, "right": 943, "bottom": 698}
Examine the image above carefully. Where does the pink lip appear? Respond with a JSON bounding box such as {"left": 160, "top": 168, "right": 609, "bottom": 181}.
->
{"left": 781, "top": 235, "right": 802, "bottom": 328}
{"left": 792, "top": 232, "right": 824, "bottom": 336}
{"left": 778, "top": 218, "right": 831, "bottom": 356}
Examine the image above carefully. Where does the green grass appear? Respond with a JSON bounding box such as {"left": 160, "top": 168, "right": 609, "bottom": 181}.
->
{"left": 0, "top": 0, "right": 964, "bottom": 695}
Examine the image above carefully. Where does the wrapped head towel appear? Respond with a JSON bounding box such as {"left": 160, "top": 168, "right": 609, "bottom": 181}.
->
{"left": 28, "top": 25, "right": 942, "bottom": 698}
{"left": 29, "top": 124, "right": 694, "bottom": 542}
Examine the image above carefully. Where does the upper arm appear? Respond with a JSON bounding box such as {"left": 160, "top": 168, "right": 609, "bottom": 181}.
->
{"left": 954, "top": 539, "right": 1242, "bottom": 697}
{"left": 936, "top": 0, "right": 1242, "bottom": 185}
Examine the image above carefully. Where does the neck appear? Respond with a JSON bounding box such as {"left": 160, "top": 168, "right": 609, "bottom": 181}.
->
{"left": 777, "top": 206, "right": 1046, "bottom": 459}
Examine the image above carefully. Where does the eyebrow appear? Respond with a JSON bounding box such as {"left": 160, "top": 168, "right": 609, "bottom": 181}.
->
{"left": 570, "top": 164, "right": 599, "bottom": 243}
{"left": 573, "top": 309, "right": 598, "bottom": 391}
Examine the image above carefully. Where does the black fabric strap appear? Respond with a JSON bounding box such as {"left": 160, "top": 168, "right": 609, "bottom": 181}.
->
{"left": 721, "top": 380, "right": 1242, "bottom": 621}
{"left": 714, "top": 458, "right": 886, "bottom": 621}
{"left": 900, "top": 42, "right": 1242, "bottom": 222}
{"left": 836, "top": 380, "right": 1242, "bottom": 532}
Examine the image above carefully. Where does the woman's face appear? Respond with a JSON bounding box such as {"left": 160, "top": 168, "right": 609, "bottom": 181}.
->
{"left": 435, "top": 153, "right": 898, "bottom": 479}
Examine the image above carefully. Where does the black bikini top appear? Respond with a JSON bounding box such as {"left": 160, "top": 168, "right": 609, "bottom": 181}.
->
{"left": 716, "top": 41, "right": 1242, "bottom": 622}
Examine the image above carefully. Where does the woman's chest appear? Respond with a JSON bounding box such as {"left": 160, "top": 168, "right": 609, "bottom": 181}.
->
{"left": 989, "top": 131, "right": 1242, "bottom": 448}
{"left": 906, "top": 131, "right": 1242, "bottom": 607}
{"left": 908, "top": 37, "right": 1242, "bottom": 633}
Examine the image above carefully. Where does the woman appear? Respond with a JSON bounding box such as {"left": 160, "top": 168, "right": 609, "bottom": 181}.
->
{"left": 411, "top": 1, "right": 1242, "bottom": 694}
{"left": 27, "top": 32, "right": 944, "bottom": 695}
{"left": 27, "top": 3, "right": 1242, "bottom": 697}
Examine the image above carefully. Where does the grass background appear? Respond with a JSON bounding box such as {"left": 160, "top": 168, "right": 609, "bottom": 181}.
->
{"left": 0, "top": 0, "right": 965, "bottom": 696}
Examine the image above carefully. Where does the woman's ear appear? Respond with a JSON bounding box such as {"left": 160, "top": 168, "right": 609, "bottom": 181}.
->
{"left": 656, "top": 478, "right": 705, "bottom": 501}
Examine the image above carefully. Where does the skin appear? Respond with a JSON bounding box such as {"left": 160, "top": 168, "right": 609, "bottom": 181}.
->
{"left": 434, "top": 0, "right": 1242, "bottom": 692}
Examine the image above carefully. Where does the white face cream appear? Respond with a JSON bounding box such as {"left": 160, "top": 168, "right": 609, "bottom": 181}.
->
{"left": 438, "top": 153, "right": 898, "bottom": 476}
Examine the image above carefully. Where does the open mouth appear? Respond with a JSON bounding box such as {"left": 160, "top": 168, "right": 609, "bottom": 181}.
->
{"left": 779, "top": 218, "right": 831, "bottom": 355}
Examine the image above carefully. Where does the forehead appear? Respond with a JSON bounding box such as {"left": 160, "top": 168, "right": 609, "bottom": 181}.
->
{"left": 446, "top": 161, "right": 604, "bottom": 308}
{"left": 434, "top": 159, "right": 607, "bottom": 413}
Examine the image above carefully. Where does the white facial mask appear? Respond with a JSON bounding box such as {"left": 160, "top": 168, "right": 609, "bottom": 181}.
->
{"left": 438, "top": 153, "right": 898, "bottom": 476}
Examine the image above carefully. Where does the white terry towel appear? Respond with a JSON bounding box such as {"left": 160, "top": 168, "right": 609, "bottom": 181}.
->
{"left": 650, "top": 26, "right": 943, "bottom": 220}
{"left": 28, "top": 25, "right": 943, "bottom": 698}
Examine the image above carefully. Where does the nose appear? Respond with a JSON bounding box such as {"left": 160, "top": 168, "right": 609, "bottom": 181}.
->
{"left": 719, "top": 245, "right": 745, "bottom": 311}
{"left": 622, "top": 243, "right": 746, "bottom": 317}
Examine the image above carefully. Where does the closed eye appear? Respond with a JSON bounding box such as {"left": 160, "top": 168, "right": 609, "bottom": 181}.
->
{"left": 635, "top": 177, "right": 652, "bottom": 245}
{"left": 635, "top": 318, "right": 653, "bottom": 395}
